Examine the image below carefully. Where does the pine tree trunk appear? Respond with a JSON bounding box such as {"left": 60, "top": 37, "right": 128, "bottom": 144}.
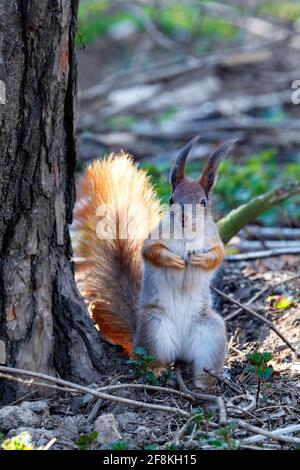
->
{"left": 0, "top": 0, "right": 106, "bottom": 403}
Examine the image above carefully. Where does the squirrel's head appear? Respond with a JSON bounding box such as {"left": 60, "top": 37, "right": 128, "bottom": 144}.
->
{"left": 169, "top": 137, "right": 236, "bottom": 214}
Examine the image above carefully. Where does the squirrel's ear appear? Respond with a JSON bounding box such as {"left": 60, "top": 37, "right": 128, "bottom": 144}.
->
{"left": 170, "top": 135, "right": 201, "bottom": 190}
{"left": 199, "top": 139, "right": 236, "bottom": 196}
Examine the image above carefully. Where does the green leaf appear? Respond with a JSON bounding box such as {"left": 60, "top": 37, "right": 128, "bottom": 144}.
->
{"left": 245, "top": 365, "right": 256, "bottom": 374}
{"left": 143, "top": 370, "right": 159, "bottom": 385}
{"left": 165, "top": 442, "right": 177, "bottom": 450}
{"left": 208, "top": 439, "right": 223, "bottom": 448}
{"left": 257, "top": 366, "right": 273, "bottom": 381}
{"left": 109, "top": 440, "right": 129, "bottom": 450}
{"left": 133, "top": 346, "right": 148, "bottom": 357}
{"left": 192, "top": 407, "right": 204, "bottom": 423}
{"left": 75, "top": 432, "right": 98, "bottom": 450}
{"left": 246, "top": 351, "right": 273, "bottom": 367}
{"left": 144, "top": 444, "right": 158, "bottom": 450}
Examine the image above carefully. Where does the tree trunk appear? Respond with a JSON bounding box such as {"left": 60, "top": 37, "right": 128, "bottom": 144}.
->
{"left": 0, "top": 0, "right": 106, "bottom": 403}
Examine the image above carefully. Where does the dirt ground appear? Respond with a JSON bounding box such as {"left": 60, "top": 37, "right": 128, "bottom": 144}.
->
{"left": 3, "top": 256, "right": 295, "bottom": 450}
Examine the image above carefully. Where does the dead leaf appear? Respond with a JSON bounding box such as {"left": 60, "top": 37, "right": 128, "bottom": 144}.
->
{"left": 268, "top": 295, "right": 293, "bottom": 310}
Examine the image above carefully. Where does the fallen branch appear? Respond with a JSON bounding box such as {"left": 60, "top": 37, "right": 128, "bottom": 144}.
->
{"left": 228, "top": 240, "right": 300, "bottom": 252}
{"left": 0, "top": 366, "right": 189, "bottom": 418}
{"left": 211, "top": 287, "right": 296, "bottom": 352}
{"left": 243, "top": 225, "right": 300, "bottom": 241}
{"left": 97, "top": 382, "right": 195, "bottom": 401}
{"left": 224, "top": 285, "right": 269, "bottom": 321}
{"left": 79, "top": 36, "right": 286, "bottom": 102}
{"left": 226, "top": 246, "right": 300, "bottom": 261}
{"left": 201, "top": 2, "right": 300, "bottom": 50}
{"left": 242, "top": 423, "right": 300, "bottom": 445}
{"left": 227, "top": 394, "right": 257, "bottom": 415}
{"left": 218, "top": 182, "right": 300, "bottom": 244}
{"left": 129, "top": 118, "right": 300, "bottom": 140}
{"left": 237, "top": 420, "right": 300, "bottom": 445}
{"left": 175, "top": 363, "right": 227, "bottom": 425}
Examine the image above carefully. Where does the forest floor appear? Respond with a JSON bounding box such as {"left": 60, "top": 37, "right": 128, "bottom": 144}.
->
{"left": 72, "top": 255, "right": 300, "bottom": 450}
{"left": 1, "top": 255, "right": 298, "bottom": 450}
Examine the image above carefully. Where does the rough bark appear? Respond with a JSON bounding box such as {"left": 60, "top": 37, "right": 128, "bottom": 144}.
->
{"left": 0, "top": 0, "right": 106, "bottom": 403}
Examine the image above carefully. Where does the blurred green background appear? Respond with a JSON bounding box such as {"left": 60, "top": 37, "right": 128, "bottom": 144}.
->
{"left": 77, "top": 0, "right": 300, "bottom": 226}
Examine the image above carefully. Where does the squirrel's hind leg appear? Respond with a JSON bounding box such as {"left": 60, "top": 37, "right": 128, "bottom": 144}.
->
{"left": 191, "top": 313, "right": 228, "bottom": 390}
{"left": 193, "top": 353, "right": 226, "bottom": 390}
{"left": 193, "top": 371, "right": 218, "bottom": 390}
{"left": 175, "top": 361, "right": 191, "bottom": 395}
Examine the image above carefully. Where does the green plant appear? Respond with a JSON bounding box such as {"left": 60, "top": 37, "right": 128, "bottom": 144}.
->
{"left": 159, "top": 368, "right": 175, "bottom": 386}
{"left": 144, "top": 444, "right": 158, "bottom": 450}
{"left": 1, "top": 432, "right": 34, "bottom": 451}
{"left": 128, "top": 346, "right": 174, "bottom": 385}
{"left": 256, "top": 1, "right": 300, "bottom": 21}
{"left": 106, "top": 114, "right": 136, "bottom": 131}
{"left": 128, "top": 346, "right": 158, "bottom": 384}
{"left": 209, "top": 424, "right": 238, "bottom": 450}
{"left": 75, "top": 432, "right": 98, "bottom": 450}
{"left": 191, "top": 407, "right": 215, "bottom": 428}
{"left": 77, "top": 0, "right": 139, "bottom": 45}
{"left": 246, "top": 351, "right": 274, "bottom": 403}
{"left": 165, "top": 442, "right": 178, "bottom": 450}
{"left": 109, "top": 440, "right": 129, "bottom": 450}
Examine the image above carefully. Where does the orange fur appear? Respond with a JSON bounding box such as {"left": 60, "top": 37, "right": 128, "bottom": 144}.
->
{"left": 73, "top": 153, "right": 161, "bottom": 353}
{"left": 143, "top": 242, "right": 186, "bottom": 269}
{"left": 190, "top": 244, "right": 224, "bottom": 270}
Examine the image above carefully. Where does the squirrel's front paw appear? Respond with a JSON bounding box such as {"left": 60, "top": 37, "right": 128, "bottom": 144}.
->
{"left": 169, "top": 255, "right": 186, "bottom": 269}
{"left": 190, "top": 252, "right": 213, "bottom": 270}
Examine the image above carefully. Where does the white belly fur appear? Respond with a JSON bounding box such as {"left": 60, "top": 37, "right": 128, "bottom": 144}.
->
{"left": 143, "top": 233, "right": 221, "bottom": 364}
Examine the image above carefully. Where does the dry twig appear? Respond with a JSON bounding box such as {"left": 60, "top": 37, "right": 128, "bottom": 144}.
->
{"left": 0, "top": 366, "right": 189, "bottom": 418}
{"left": 226, "top": 246, "right": 300, "bottom": 261}
{"left": 237, "top": 420, "right": 300, "bottom": 445}
{"left": 211, "top": 287, "right": 296, "bottom": 352}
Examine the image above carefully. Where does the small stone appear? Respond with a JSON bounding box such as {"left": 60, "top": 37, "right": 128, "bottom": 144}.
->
{"left": 0, "top": 406, "right": 40, "bottom": 432}
{"left": 61, "top": 415, "right": 88, "bottom": 437}
{"left": 116, "top": 412, "right": 139, "bottom": 430}
{"left": 20, "top": 401, "right": 49, "bottom": 414}
{"left": 136, "top": 425, "right": 151, "bottom": 441}
{"left": 93, "top": 413, "right": 122, "bottom": 445}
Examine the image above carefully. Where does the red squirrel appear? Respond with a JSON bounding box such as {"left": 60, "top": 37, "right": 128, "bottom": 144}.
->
{"left": 74, "top": 137, "right": 234, "bottom": 388}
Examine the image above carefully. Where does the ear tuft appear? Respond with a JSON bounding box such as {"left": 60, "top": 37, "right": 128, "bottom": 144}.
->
{"left": 199, "top": 139, "right": 236, "bottom": 196}
{"left": 170, "top": 135, "right": 201, "bottom": 190}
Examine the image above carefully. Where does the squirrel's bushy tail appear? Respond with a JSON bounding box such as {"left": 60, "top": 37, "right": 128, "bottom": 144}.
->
{"left": 73, "top": 153, "right": 161, "bottom": 354}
